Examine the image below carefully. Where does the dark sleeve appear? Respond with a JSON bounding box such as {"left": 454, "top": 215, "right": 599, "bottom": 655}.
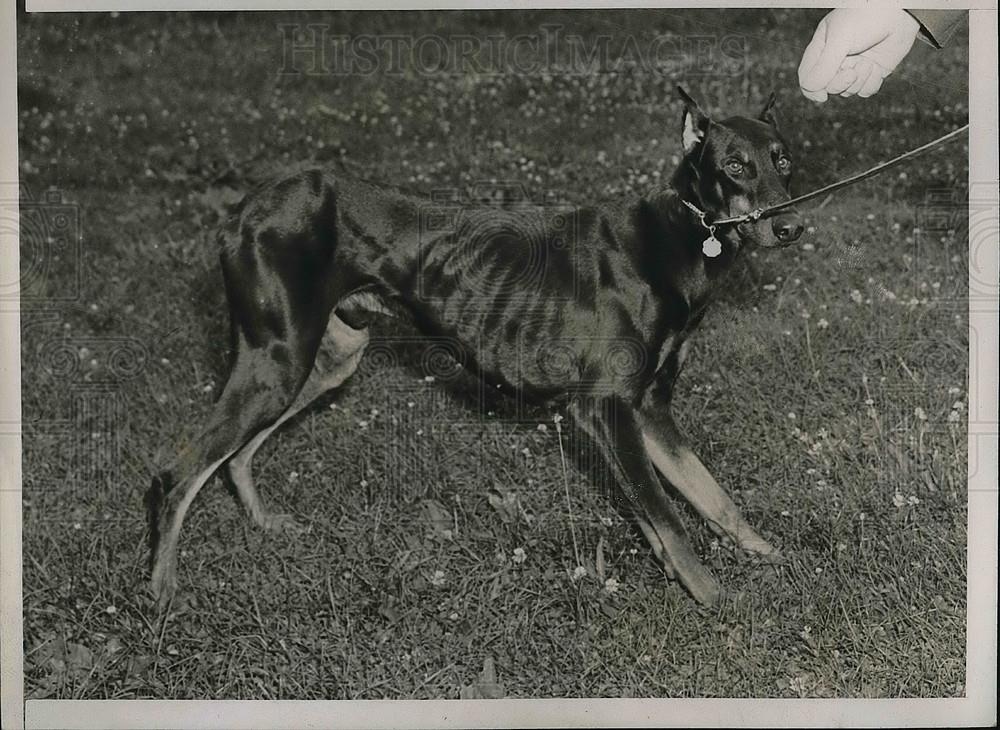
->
{"left": 907, "top": 9, "right": 967, "bottom": 48}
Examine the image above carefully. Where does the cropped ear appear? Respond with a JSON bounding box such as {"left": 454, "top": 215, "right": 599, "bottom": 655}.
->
{"left": 759, "top": 91, "right": 778, "bottom": 129}
{"left": 677, "top": 85, "right": 710, "bottom": 153}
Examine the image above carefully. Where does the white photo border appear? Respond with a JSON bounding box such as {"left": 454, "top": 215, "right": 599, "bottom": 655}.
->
{"left": 1, "top": 2, "right": 996, "bottom": 728}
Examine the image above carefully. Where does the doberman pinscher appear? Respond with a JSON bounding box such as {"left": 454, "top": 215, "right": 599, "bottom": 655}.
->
{"left": 148, "top": 87, "right": 803, "bottom": 609}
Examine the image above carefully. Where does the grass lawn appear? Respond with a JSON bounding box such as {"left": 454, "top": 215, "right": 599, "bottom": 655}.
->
{"left": 17, "top": 8, "right": 969, "bottom": 699}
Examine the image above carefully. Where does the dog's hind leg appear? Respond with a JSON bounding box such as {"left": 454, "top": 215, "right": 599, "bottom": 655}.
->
{"left": 148, "top": 341, "right": 323, "bottom": 610}
{"left": 568, "top": 395, "right": 721, "bottom": 606}
{"left": 148, "top": 169, "right": 340, "bottom": 609}
{"left": 225, "top": 314, "right": 369, "bottom": 532}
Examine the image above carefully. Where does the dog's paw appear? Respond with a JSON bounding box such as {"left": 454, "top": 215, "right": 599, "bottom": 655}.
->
{"left": 734, "top": 532, "right": 784, "bottom": 563}
{"left": 685, "top": 572, "right": 722, "bottom": 607}
{"left": 755, "top": 546, "right": 786, "bottom": 565}
{"left": 260, "top": 512, "right": 309, "bottom": 534}
{"left": 732, "top": 544, "right": 786, "bottom": 567}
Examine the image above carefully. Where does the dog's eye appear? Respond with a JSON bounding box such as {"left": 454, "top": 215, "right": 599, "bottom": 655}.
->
{"left": 725, "top": 160, "right": 744, "bottom": 176}
{"left": 776, "top": 156, "right": 792, "bottom": 174}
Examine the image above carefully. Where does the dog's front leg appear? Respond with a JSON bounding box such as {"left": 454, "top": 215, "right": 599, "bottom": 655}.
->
{"left": 638, "top": 397, "right": 783, "bottom": 562}
{"left": 568, "top": 395, "right": 720, "bottom": 606}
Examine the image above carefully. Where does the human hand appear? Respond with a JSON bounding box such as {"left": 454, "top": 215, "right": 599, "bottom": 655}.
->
{"left": 798, "top": 8, "right": 921, "bottom": 102}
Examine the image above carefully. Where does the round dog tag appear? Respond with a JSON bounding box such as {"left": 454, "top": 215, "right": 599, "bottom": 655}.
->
{"left": 702, "top": 235, "right": 722, "bottom": 258}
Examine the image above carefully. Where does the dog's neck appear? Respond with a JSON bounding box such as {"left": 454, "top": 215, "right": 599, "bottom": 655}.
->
{"left": 666, "top": 152, "right": 742, "bottom": 264}
{"left": 633, "top": 174, "right": 742, "bottom": 297}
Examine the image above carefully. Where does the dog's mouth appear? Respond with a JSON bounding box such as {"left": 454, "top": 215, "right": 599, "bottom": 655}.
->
{"left": 735, "top": 220, "right": 778, "bottom": 247}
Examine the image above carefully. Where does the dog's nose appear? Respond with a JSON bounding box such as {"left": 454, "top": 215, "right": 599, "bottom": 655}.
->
{"left": 772, "top": 215, "right": 804, "bottom": 243}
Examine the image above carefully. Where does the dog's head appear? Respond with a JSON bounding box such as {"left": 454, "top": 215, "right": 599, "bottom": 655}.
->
{"left": 674, "top": 86, "right": 803, "bottom": 249}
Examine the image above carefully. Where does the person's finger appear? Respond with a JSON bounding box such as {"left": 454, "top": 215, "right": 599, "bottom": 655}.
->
{"left": 801, "top": 86, "right": 829, "bottom": 103}
{"left": 825, "top": 65, "right": 858, "bottom": 95}
{"left": 797, "top": 18, "right": 828, "bottom": 89}
{"left": 843, "top": 59, "right": 874, "bottom": 96}
{"left": 857, "top": 67, "right": 886, "bottom": 98}
{"left": 798, "top": 14, "right": 854, "bottom": 93}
